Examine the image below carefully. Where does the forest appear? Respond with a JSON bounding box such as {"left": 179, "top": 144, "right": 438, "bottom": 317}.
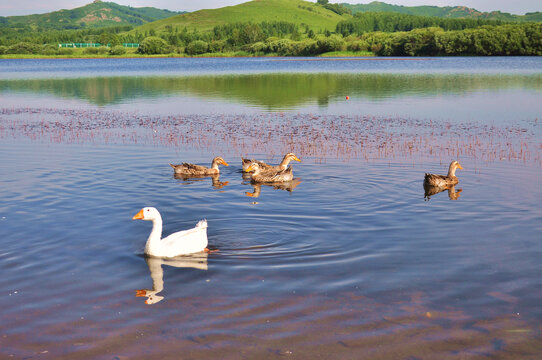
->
{"left": 336, "top": 12, "right": 507, "bottom": 35}
{"left": 1, "top": 9, "right": 541, "bottom": 57}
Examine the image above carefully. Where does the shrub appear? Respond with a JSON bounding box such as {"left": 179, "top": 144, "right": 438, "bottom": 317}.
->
{"left": 6, "top": 42, "right": 41, "bottom": 54}
{"left": 265, "top": 37, "right": 280, "bottom": 44}
{"left": 249, "top": 41, "right": 268, "bottom": 54}
{"left": 109, "top": 45, "right": 126, "bottom": 56}
{"left": 0, "top": 46, "right": 6, "bottom": 55}
{"left": 58, "top": 48, "right": 74, "bottom": 55}
{"left": 41, "top": 45, "right": 58, "bottom": 56}
{"left": 137, "top": 36, "right": 171, "bottom": 55}
{"left": 97, "top": 47, "right": 109, "bottom": 55}
{"left": 185, "top": 40, "right": 209, "bottom": 55}
{"left": 297, "top": 39, "right": 318, "bottom": 55}
{"left": 316, "top": 35, "right": 346, "bottom": 53}
{"left": 83, "top": 47, "right": 99, "bottom": 55}
{"left": 208, "top": 40, "right": 226, "bottom": 53}
{"left": 268, "top": 39, "right": 293, "bottom": 55}
{"left": 348, "top": 40, "right": 369, "bottom": 52}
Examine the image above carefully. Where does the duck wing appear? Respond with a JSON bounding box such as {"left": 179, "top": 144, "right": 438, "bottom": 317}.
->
{"left": 242, "top": 158, "right": 273, "bottom": 172}
{"left": 424, "top": 173, "right": 453, "bottom": 187}
{"left": 253, "top": 167, "right": 292, "bottom": 183}
{"left": 160, "top": 220, "right": 208, "bottom": 256}
{"left": 272, "top": 167, "right": 293, "bottom": 182}
{"left": 256, "top": 160, "right": 275, "bottom": 171}
{"left": 174, "top": 163, "right": 210, "bottom": 175}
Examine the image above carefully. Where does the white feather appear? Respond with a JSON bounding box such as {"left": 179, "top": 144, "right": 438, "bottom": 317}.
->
{"left": 134, "top": 207, "right": 208, "bottom": 257}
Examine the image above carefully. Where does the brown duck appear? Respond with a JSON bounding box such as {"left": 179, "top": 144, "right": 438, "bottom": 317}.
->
{"left": 242, "top": 153, "right": 300, "bottom": 173}
{"left": 245, "top": 162, "right": 294, "bottom": 183}
{"left": 424, "top": 160, "right": 463, "bottom": 187}
{"left": 170, "top": 156, "right": 229, "bottom": 176}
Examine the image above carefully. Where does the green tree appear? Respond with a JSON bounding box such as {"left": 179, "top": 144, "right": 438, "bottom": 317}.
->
{"left": 268, "top": 39, "right": 294, "bottom": 55}
{"left": 109, "top": 45, "right": 126, "bottom": 55}
{"left": 185, "top": 40, "right": 209, "bottom": 55}
{"left": 316, "top": 35, "right": 345, "bottom": 53}
{"left": 240, "top": 23, "right": 265, "bottom": 45}
{"left": 6, "top": 42, "right": 41, "bottom": 54}
{"left": 137, "top": 36, "right": 170, "bottom": 54}
{"left": 290, "top": 26, "right": 301, "bottom": 41}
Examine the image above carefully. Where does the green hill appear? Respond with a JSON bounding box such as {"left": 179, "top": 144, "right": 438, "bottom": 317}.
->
{"left": 134, "top": 0, "right": 349, "bottom": 34}
{"left": 0, "top": 0, "right": 182, "bottom": 30}
{"left": 341, "top": 1, "right": 542, "bottom": 22}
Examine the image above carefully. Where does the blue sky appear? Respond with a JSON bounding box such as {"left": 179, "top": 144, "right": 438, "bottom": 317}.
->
{"left": 1, "top": 0, "right": 541, "bottom": 16}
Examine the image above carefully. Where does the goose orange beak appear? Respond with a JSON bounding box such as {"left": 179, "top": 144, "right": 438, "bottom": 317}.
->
{"left": 458, "top": 164, "right": 463, "bottom": 170}
{"left": 132, "top": 209, "right": 144, "bottom": 220}
{"left": 221, "top": 160, "right": 229, "bottom": 166}
{"left": 293, "top": 156, "right": 301, "bottom": 162}
{"left": 246, "top": 164, "right": 255, "bottom": 172}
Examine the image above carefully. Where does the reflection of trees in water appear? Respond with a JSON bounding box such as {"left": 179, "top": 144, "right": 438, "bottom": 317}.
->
{"left": 317, "top": 95, "right": 329, "bottom": 107}
{"left": 1, "top": 73, "right": 540, "bottom": 107}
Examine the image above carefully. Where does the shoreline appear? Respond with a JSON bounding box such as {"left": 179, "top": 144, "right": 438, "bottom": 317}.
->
{"left": 0, "top": 51, "right": 376, "bottom": 60}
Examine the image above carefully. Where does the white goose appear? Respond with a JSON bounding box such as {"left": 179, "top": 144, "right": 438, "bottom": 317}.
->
{"left": 132, "top": 207, "right": 208, "bottom": 257}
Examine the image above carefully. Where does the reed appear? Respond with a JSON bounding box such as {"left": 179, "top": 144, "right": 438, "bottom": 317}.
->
{"left": 1, "top": 107, "right": 540, "bottom": 166}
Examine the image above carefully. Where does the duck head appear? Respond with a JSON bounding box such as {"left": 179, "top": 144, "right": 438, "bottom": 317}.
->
{"left": 245, "top": 162, "right": 261, "bottom": 175}
{"left": 284, "top": 153, "right": 301, "bottom": 162}
{"left": 212, "top": 156, "right": 229, "bottom": 167}
{"left": 448, "top": 160, "right": 463, "bottom": 177}
{"left": 132, "top": 207, "right": 161, "bottom": 221}
{"left": 279, "top": 153, "right": 301, "bottom": 168}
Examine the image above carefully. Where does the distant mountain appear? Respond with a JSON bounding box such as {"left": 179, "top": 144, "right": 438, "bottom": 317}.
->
{"left": 0, "top": 0, "right": 183, "bottom": 30}
{"left": 134, "top": 0, "right": 349, "bottom": 34}
{"left": 341, "top": 1, "right": 542, "bottom": 22}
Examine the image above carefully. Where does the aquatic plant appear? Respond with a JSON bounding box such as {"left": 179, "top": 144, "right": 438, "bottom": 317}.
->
{"left": 0, "top": 108, "right": 540, "bottom": 167}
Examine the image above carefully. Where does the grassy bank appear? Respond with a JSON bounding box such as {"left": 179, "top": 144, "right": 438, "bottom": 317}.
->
{"left": 0, "top": 50, "right": 376, "bottom": 59}
{"left": 318, "top": 51, "right": 374, "bottom": 57}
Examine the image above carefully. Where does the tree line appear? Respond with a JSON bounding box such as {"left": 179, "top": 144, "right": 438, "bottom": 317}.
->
{"left": 0, "top": 25, "right": 132, "bottom": 46}
{"left": 363, "top": 23, "right": 542, "bottom": 56}
{"left": 1, "top": 16, "right": 541, "bottom": 57}
{"left": 336, "top": 12, "right": 507, "bottom": 36}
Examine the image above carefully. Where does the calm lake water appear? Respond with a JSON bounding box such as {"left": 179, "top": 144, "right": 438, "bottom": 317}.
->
{"left": 1, "top": 57, "right": 542, "bottom": 359}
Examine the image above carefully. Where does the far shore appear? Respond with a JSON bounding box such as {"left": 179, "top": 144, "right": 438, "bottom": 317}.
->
{"left": 0, "top": 50, "right": 375, "bottom": 60}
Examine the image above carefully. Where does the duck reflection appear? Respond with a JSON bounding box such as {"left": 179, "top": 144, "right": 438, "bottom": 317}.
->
{"left": 245, "top": 178, "right": 302, "bottom": 198}
{"left": 174, "top": 173, "right": 229, "bottom": 190}
{"left": 424, "top": 184, "right": 462, "bottom": 201}
{"left": 136, "top": 253, "right": 208, "bottom": 305}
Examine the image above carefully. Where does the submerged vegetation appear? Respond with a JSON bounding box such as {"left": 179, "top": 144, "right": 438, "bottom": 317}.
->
{"left": 1, "top": 108, "right": 539, "bottom": 166}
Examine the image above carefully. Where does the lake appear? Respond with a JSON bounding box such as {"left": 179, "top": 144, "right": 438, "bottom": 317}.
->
{"left": 1, "top": 57, "right": 542, "bottom": 359}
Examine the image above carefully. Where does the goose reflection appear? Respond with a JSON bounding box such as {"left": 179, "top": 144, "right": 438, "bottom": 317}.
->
{"left": 424, "top": 184, "right": 463, "bottom": 201}
{"left": 245, "top": 178, "right": 302, "bottom": 198}
{"left": 174, "top": 173, "right": 229, "bottom": 189}
{"left": 136, "top": 253, "right": 208, "bottom": 305}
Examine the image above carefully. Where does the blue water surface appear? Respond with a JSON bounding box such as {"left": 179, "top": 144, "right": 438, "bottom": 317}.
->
{"left": 0, "top": 57, "right": 541, "bottom": 359}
